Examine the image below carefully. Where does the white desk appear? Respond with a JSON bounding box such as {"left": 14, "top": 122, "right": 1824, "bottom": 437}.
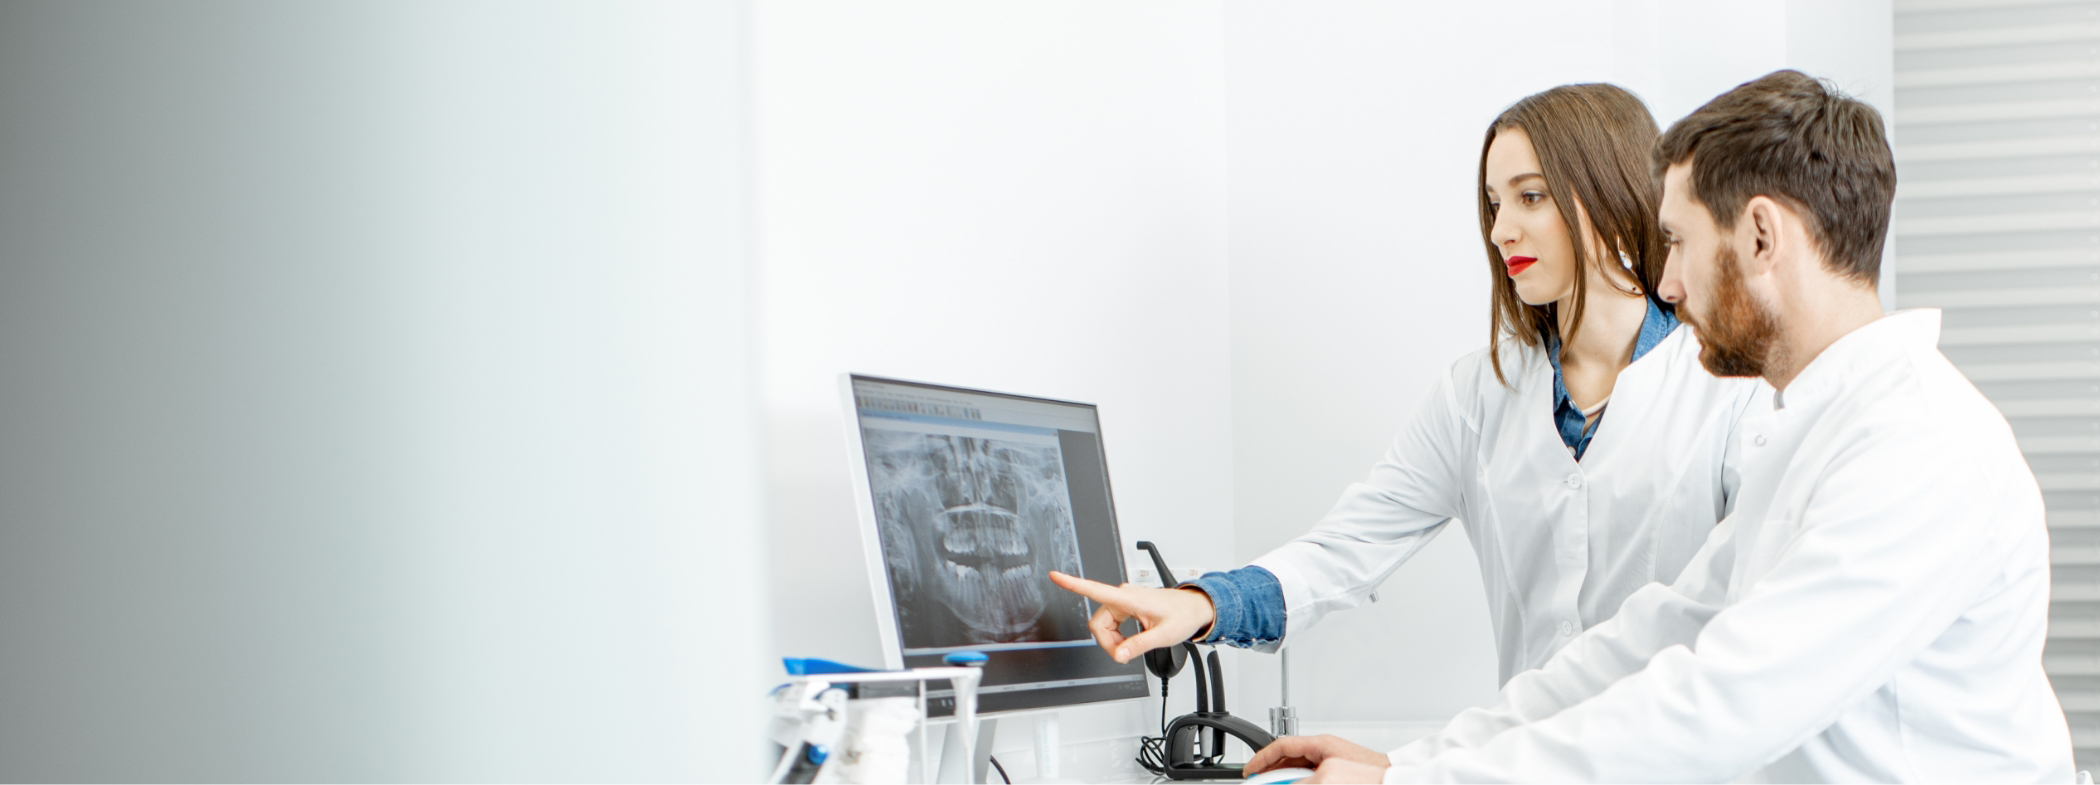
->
{"left": 977, "top": 720, "right": 1444, "bottom": 783}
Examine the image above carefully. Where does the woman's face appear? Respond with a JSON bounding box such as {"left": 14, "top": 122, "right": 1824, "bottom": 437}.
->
{"left": 1484, "top": 127, "right": 1585, "bottom": 307}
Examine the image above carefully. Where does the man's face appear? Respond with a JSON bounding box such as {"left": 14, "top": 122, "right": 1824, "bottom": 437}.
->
{"left": 1657, "top": 163, "right": 1780, "bottom": 378}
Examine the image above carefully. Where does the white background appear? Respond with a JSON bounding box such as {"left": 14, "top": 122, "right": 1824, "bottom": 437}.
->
{"left": 755, "top": 0, "right": 1892, "bottom": 771}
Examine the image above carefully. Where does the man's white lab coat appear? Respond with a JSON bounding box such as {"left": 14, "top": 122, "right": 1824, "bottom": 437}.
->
{"left": 1249, "top": 326, "right": 1767, "bottom": 682}
{"left": 1383, "top": 310, "right": 2073, "bottom": 782}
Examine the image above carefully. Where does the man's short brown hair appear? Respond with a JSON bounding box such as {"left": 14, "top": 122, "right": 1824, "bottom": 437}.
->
{"left": 1653, "top": 70, "right": 1896, "bottom": 284}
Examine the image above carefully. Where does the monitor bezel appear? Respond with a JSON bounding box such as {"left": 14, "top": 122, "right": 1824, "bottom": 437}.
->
{"left": 837, "top": 372, "right": 1135, "bottom": 680}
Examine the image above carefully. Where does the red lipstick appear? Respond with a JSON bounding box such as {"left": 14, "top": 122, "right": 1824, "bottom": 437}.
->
{"left": 1505, "top": 255, "right": 1537, "bottom": 276}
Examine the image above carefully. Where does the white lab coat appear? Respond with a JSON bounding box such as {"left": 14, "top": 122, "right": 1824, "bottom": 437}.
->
{"left": 1249, "top": 325, "right": 1769, "bottom": 682}
{"left": 1383, "top": 310, "right": 2074, "bottom": 783}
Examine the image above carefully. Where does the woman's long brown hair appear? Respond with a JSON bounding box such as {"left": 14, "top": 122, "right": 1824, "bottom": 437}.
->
{"left": 1480, "top": 83, "right": 1668, "bottom": 386}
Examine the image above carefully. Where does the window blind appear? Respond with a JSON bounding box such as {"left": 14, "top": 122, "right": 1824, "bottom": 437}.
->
{"left": 1895, "top": 0, "right": 2100, "bottom": 767}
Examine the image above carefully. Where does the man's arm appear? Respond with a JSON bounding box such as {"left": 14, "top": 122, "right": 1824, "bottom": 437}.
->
{"left": 1388, "top": 429, "right": 2026, "bottom": 782}
{"left": 1382, "top": 515, "right": 1738, "bottom": 767}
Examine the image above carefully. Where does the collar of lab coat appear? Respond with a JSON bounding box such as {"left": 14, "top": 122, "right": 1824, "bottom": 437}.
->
{"left": 1770, "top": 308, "right": 1941, "bottom": 411}
{"left": 1541, "top": 297, "right": 1681, "bottom": 458}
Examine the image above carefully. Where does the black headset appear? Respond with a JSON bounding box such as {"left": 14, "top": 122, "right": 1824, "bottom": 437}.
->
{"left": 1134, "top": 541, "right": 1188, "bottom": 681}
{"left": 1132, "top": 542, "right": 1276, "bottom": 780}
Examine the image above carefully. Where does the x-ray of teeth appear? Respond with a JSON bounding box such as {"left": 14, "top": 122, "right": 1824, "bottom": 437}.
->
{"left": 864, "top": 430, "right": 1090, "bottom": 648}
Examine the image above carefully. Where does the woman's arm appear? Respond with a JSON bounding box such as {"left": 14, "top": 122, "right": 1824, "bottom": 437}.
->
{"left": 1245, "top": 363, "right": 1482, "bottom": 649}
{"left": 1050, "top": 359, "right": 1486, "bottom": 660}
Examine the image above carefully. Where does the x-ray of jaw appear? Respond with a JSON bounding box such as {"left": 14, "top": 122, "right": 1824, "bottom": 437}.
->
{"left": 865, "top": 431, "right": 1090, "bottom": 648}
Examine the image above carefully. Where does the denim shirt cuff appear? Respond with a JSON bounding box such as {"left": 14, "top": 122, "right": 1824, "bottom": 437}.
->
{"left": 1185, "top": 565, "right": 1287, "bottom": 648}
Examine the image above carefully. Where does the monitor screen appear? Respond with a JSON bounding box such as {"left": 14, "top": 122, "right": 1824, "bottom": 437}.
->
{"left": 842, "top": 374, "right": 1149, "bottom": 716}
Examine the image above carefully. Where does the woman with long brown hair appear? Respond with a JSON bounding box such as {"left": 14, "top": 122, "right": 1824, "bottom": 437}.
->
{"left": 1051, "top": 83, "right": 1766, "bottom": 715}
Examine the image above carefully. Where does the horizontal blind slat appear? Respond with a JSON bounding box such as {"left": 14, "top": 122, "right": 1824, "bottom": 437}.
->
{"left": 2058, "top": 545, "right": 2100, "bottom": 563}
{"left": 1896, "top": 136, "right": 2100, "bottom": 163}
{"left": 1899, "top": 173, "right": 2100, "bottom": 199}
{"left": 1898, "top": 98, "right": 2100, "bottom": 125}
{"left": 1956, "top": 360, "right": 2100, "bottom": 381}
{"left": 2019, "top": 435, "right": 2100, "bottom": 453}
{"left": 1994, "top": 397, "right": 2100, "bottom": 415}
{"left": 1897, "top": 22, "right": 2100, "bottom": 51}
{"left": 1899, "top": 249, "right": 2100, "bottom": 273}
{"left": 1897, "top": 60, "right": 2100, "bottom": 89}
{"left": 1897, "top": 0, "right": 2098, "bottom": 12}
{"left": 1894, "top": 210, "right": 2100, "bottom": 237}
{"left": 2050, "top": 510, "right": 2100, "bottom": 528}
{"left": 1900, "top": 286, "right": 2100, "bottom": 308}
{"left": 1940, "top": 325, "right": 2100, "bottom": 346}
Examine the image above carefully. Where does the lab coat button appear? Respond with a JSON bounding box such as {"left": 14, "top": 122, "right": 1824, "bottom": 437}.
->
{"left": 1559, "top": 620, "right": 1574, "bottom": 636}
{"left": 1566, "top": 474, "right": 1583, "bottom": 489}
{"left": 1754, "top": 434, "right": 1767, "bottom": 446}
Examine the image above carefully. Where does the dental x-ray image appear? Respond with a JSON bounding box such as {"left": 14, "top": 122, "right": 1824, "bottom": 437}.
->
{"left": 863, "top": 430, "right": 1091, "bottom": 648}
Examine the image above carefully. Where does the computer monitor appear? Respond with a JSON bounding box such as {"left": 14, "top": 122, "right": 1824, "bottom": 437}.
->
{"left": 841, "top": 374, "right": 1149, "bottom": 717}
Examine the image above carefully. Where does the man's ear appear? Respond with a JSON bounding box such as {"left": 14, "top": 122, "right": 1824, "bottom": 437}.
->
{"left": 1741, "top": 196, "right": 1787, "bottom": 275}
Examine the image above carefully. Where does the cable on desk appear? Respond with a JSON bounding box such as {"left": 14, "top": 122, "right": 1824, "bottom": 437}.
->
{"left": 988, "top": 755, "right": 1010, "bottom": 784}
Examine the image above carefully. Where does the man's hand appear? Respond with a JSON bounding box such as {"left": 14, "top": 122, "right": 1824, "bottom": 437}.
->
{"left": 1243, "top": 734, "right": 1391, "bottom": 778}
{"left": 1045, "top": 571, "right": 1215, "bottom": 664}
{"left": 1304, "top": 757, "right": 1390, "bottom": 784}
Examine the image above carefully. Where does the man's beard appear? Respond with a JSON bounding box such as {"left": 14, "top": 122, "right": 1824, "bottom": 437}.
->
{"left": 1684, "top": 244, "right": 1781, "bottom": 378}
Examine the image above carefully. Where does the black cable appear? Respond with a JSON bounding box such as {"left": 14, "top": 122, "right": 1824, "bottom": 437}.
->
{"left": 1205, "top": 650, "right": 1226, "bottom": 764}
{"left": 1137, "top": 734, "right": 1169, "bottom": 774}
{"left": 987, "top": 755, "right": 1011, "bottom": 784}
{"left": 1136, "top": 672, "right": 1172, "bottom": 775}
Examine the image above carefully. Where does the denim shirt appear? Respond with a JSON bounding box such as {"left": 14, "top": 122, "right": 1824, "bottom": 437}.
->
{"left": 1186, "top": 297, "right": 1681, "bottom": 647}
{"left": 1548, "top": 297, "right": 1680, "bottom": 460}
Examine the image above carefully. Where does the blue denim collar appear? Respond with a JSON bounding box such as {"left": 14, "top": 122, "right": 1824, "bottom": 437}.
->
{"left": 1545, "top": 297, "right": 1679, "bottom": 460}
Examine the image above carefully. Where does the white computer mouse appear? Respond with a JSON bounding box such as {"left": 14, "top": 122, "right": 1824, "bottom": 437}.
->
{"left": 1243, "top": 766, "right": 1317, "bottom": 785}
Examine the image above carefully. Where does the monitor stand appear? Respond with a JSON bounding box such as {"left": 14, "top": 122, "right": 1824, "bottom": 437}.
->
{"left": 935, "top": 717, "right": 996, "bottom": 784}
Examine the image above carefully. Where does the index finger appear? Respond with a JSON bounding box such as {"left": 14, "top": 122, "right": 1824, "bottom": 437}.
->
{"left": 1047, "top": 570, "right": 1130, "bottom": 608}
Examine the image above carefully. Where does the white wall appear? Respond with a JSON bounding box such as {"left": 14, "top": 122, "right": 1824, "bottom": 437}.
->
{"left": 750, "top": 0, "right": 1235, "bottom": 751}
{"left": 1223, "top": 0, "right": 1896, "bottom": 727}
{"left": 0, "top": 2, "right": 766, "bottom": 780}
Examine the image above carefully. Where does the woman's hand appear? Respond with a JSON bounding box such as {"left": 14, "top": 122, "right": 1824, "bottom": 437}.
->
{"left": 1045, "top": 571, "right": 1215, "bottom": 663}
{"left": 1243, "top": 734, "right": 1391, "bottom": 779}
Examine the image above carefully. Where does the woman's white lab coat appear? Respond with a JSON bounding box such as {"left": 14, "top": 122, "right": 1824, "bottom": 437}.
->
{"left": 1248, "top": 326, "right": 1769, "bottom": 682}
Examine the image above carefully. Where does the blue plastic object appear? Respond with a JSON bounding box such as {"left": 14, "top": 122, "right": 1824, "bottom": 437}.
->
{"left": 782, "top": 657, "right": 882, "bottom": 676}
{"left": 942, "top": 651, "right": 989, "bottom": 666}
{"left": 806, "top": 744, "right": 830, "bottom": 765}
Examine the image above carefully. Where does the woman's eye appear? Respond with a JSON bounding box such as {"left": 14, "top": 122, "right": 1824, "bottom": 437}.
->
{"left": 1521, "top": 192, "right": 1544, "bottom": 205}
